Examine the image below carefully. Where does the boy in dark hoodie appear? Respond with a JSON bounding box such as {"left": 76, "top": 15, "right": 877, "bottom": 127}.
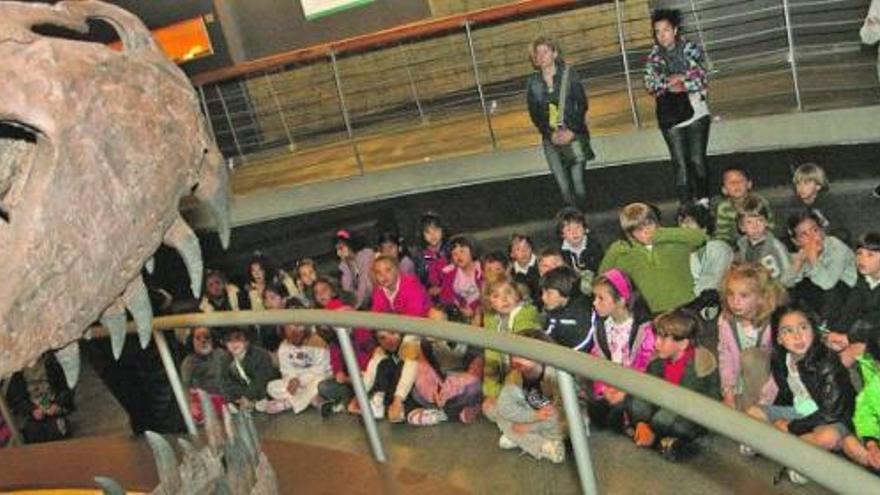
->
{"left": 540, "top": 265, "right": 593, "bottom": 352}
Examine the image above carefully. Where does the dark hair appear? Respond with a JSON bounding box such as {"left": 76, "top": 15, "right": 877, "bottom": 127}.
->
{"left": 721, "top": 166, "right": 751, "bottom": 183}
{"left": 555, "top": 207, "right": 588, "bottom": 238}
{"left": 312, "top": 276, "right": 338, "bottom": 298}
{"left": 856, "top": 232, "right": 880, "bottom": 252}
{"left": 483, "top": 250, "right": 509, "bottom": 268}
{"left": 540, "top": 265, "right": 580, "bottom": 299}
{"left": 448, "top": 235, "right": 479, "bottom": 259}
{"left": 539, "top": 247, "right": 565, "bottom": 260}
{"left": 377, "top": 230, "right": 403, "bottom": 248}
{"left": 223, "top": 326, "right": 248, "bottom": 342}
{"left": 770, "top": 301, "right": 820, "bottom": 340}
{"left": 246, "top": 252, "right": 281, "bottom": 285}
{"left": 333, "top": 229, "right": 365, "bottom": 252}
{"left": 861, "top": 317, "right": 880, "bottom": 362}
{"left": 416, "top": 211, "right": 447, "bottom": 247}
{"left": 205, "top": 269, "right": 228, "bottom": 285}
{"left": 264, "top": 281, "right": 290, "bottom": 300}
{"left": 509, "top": 233, "right": 534, "bottom": 254}
{"left": 677, "top": 201, "right": 715, "bottom": 235}
{"left": 651, "top": 8, "right": 682, "bottom": 29}
{"left": 786, "top": 209, "right": 824, "bottom": 240}
{"left": 653, "top": 308, "right": 700, "bottom": 342}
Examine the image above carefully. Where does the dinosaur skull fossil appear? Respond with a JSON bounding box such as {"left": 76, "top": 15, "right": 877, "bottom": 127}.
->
{"left": 0, "top": 0, "right": 230, "bottom": 379}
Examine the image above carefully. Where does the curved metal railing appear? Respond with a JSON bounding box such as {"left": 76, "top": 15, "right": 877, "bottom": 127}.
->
{"left": 125, "top": 309, "right": 880, "bottom": 494}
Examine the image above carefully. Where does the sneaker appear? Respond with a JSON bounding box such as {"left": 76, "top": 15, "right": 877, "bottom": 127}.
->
{"left": 787, "top": 469, "right": 809, "bottom": 485}
{"left": 369, "top": 392, "right": 386, "bottom": 420}
{"left": 407, "top": 408, "right": 448, "bottom": 426}
{"left": 738, "top": 444, "right": 756, "bottom": 457}
{"left": 458, "top": 405, "right": 481, "bottom": 424}
{"left": 256, "top": 399, "right": 290, "bottom": 414}
{"left": 540, "top": 440, "right": 566, "bottom": 464}
{"left": 498, "top": 434, "right": 518, "bottom": 450}
{"left": 319, "top": 401, "right": 345, "bottom": 418}
{"left": 658, "top": 437, "right": 685, "bottom": 462}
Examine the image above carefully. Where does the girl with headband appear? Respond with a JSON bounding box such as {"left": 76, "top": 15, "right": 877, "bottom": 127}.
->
{"left": 587, "top": 269, "right": 656, "bottom": 433}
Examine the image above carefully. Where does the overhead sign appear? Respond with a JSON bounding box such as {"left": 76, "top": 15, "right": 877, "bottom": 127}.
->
{"left": 301, "top": 0, "right": 374, "bottom": 20}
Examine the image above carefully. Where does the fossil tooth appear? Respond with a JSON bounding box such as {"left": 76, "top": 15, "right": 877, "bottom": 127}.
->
{"left": 145, "top": 431, "right": 182, "bottom": 491}
{"left": 93, "top": 476, "right": 125, "bottom": 495}
{"left": 122, "top": 276, "right": 152, "bottom": 349}
{"left": 163, "top": 215, "right": 203, "bottom": 298}
{"left": 193, "top": 150, "right": 230, "bottom": 250}
{"left": 53, "top": 341, "right": 80, "bottom": 389}
{"left": 99, "top": 300, "right": 127, "bottom": 360}
{"left": 144, "top": 256, "right": 154, "bottom": 274}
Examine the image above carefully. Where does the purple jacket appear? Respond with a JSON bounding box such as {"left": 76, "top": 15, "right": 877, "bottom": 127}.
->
{"left": 339, "top": 248, "right": 375, "bottom": 309}
{"left": 439, "top": 263, "right": 483, "bottom": 314}
{"left": 717, "top": 314, "right": 773, "bottom": 394}
{"left": 371, "top": 272, "right": 431, "bottom": 318}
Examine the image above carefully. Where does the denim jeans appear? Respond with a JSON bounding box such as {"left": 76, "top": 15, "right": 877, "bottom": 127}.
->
{"left": 661, "top": 115, "right": 711, "bottom": 203}
{"left": 542, "top": 136, "right": 590, "bottom": 208}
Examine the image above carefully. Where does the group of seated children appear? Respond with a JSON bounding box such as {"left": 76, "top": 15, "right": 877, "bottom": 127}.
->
{"left": 179, "top": 161, "right": 880, "bottom": 481}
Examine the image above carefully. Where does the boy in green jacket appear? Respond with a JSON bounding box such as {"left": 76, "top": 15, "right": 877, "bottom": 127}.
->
{"left": 843, "top": 323, "right": 880, "bottom": 471}
{"left": 599, "top": 203, "right": 706, "bottom": 313}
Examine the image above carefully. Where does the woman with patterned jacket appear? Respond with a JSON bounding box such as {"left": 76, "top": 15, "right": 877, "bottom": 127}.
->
{"left": 645, "top": 9, "right": 711, "bottom": 204}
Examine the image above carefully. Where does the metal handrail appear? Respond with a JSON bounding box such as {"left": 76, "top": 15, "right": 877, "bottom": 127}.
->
{"left": 134, "top": 309, "right": 880, "bottom": 494}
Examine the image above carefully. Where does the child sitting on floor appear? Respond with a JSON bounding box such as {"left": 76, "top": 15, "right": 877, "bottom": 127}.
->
{"left": 717, "top": 263, "right": 786, "bottom": 412}
{"left": 744, "top": 302, "right": 855, "bottom": 485}
{"left": 259, "top": 320, "right": 331, "bottom": 415}
{"left": 556, "top": 207, "right": 603, "bottom": 295}
{"left": 842, "top": 319, "right": 880, "bottom": 471}
{"left": 509, "top": 233, "right": 541, "bottom": 304}
{"left": 714, "top": 167, "right": 774, "bottom": 246}
{"left": 735, "top": 196, "right": 794, "bottom": 286}
{"left": 599, "top": 202, "right": 707, "bottom": 314}
{"left": 495, "top": 329, "right": 567, "bottom": 464}
{"left": 588, "top": 269, "right": 655, "bottom": 432}
{"left": 540, "top": 265, "right": 593, "bottom": 352}
{"left": 628, "top": 309, "right": 719, "bottom": 461}
{"left": 482, "top": 276, "right": 541, "bottom": 420}
{"left": 439, "top": 235, "right": 484, "bottom": 325}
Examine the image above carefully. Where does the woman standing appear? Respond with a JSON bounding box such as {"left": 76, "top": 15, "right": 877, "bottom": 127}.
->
{"left": 526, "top": 37, "right": 594, "bottom": 208}
{"left": 645, "top": 9, "right": 711, "bottom": 205}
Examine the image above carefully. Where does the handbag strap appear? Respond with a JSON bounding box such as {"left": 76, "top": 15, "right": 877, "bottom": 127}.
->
{"left": 555, "top": 65, "right": 571, "bottom": 129}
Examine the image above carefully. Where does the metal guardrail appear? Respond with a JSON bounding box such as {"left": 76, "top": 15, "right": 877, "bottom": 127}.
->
{"left": 116, "top": 309, "right": 880, "bottom": 494}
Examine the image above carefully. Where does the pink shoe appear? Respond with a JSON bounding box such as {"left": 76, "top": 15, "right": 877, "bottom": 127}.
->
{"left": 458, "top": 405, "right": 481, "bottom": 424}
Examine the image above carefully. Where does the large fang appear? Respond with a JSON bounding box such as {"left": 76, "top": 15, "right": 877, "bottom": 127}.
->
{"left": 164, "top": 215, "right": 203, "bottom": 298}
{"left": 145, "top": 431, "right": 182, "bottom": 490}
{"left": 144, "top": 256, "right": 154, "bottom": 274}
{"left": 194, "top": 151, "right": 231, "bottom": 249}
{"left": 53, "top": 342, "right": 81, "bottom": 389}
{"left": 123, "top": 276, "right": 153, "bottom": 348}
{"left": 99, "top": 300, "right": 127, "bottom": 360}
{"left": 93, "top": 476, "right": 125, "bottom": 495}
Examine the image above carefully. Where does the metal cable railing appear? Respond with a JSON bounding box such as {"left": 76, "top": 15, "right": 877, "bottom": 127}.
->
{"left": 193, "top": 0, "right": 878, "bottom": 186}
{"left": 30, "top": 309, "right": 878, "bottom": 494}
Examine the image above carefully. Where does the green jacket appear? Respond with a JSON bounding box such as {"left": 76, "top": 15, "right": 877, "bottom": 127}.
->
{"left": 599, "top": 227, "right": 706, "bottom": 314}
{"left": 854, "top": 355, "right": 880, "bottom": 442}
{"left": 482, "top": 303, "right": 541, "bottom": 399}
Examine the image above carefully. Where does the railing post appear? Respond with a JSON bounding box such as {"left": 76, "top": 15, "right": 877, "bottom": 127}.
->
{"left": 329, "top": 51, "right": 364, "bottom": 174}
{"left": 398, "top": 43, "right": 428, "bottom": 125}
{"left": 153, "top": 329, "right": 198, "bottom": 436}
{"left": 215, "top": 83, "right": 246, "bottom": 160}
{"left": 557, "top": 370, "right": 599, "bottom": 495}
{"left": 0, "top": 380, "right": 24, "bottom": 447}
{"left": 196, "top": 84, "right": 221, "bottom": 150}
{"left": 263, "top": 71, "right": 297, "bottom": 151}
{"left": 335, "top": 326, "right": 387, "bottom": 462}
{"left": 464, "top": 20, "right": 498, "bottom": 149}
{"left": 613, "top": 0, "right": 641, "bottom": 128}
{"left": 688, "top": 0, "right": 714, "bottom": 72}
{"left": 781, "top": 0, "right": 803, "bottom": 110}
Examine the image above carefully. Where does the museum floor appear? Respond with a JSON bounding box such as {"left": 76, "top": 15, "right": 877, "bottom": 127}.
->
{"left": 60, "top": 333, "right": 838, "bottom": 494}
